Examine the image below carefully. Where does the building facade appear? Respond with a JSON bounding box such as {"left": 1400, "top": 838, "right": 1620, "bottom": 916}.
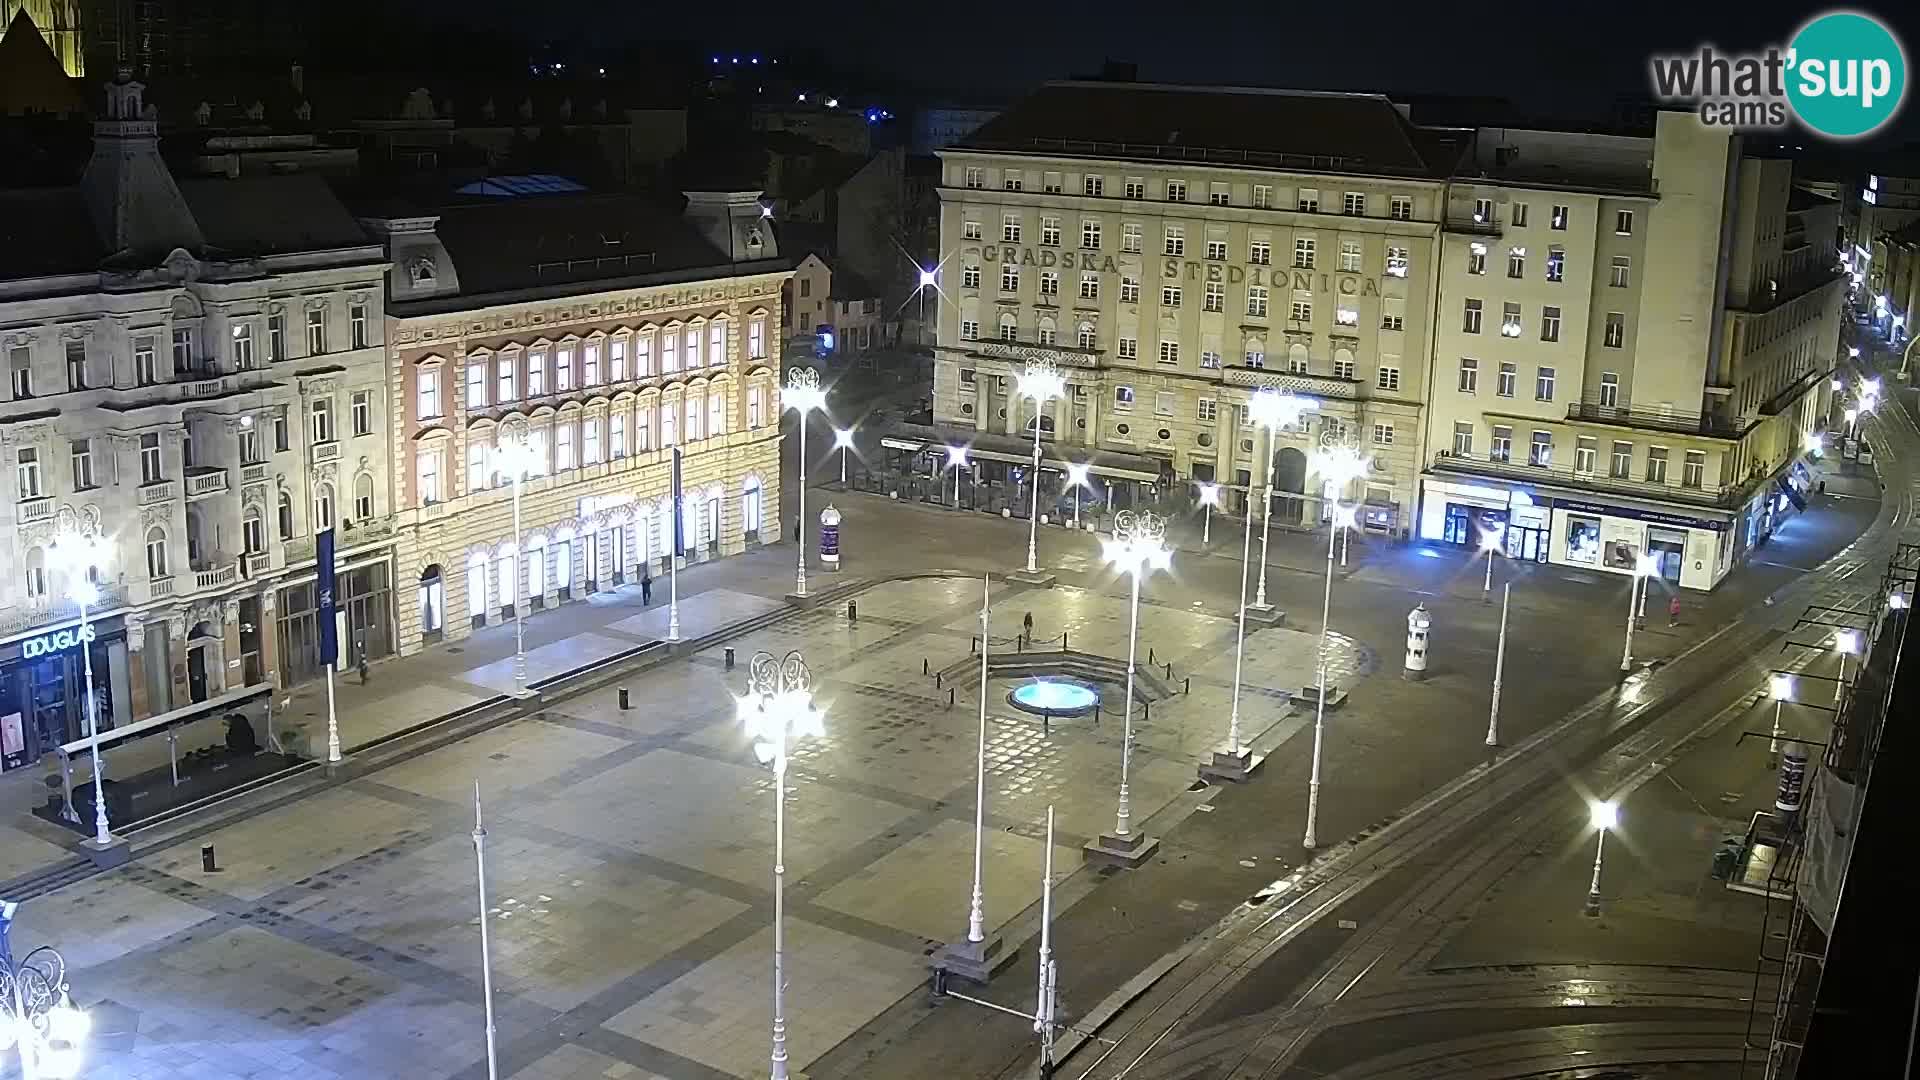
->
{"left": 361, "top": 189, "right": 788, "bottom": 657}
{"left": 0, "top": 72, "right": 391, "bottom": 768}
{"left": 930, "top": 83, "right": 1456, "bottom": 532}
{"left": 1423, "top": 114, "right": 1844, "bottom": 590}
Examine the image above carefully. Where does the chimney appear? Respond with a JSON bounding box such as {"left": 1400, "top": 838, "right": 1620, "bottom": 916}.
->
{"left": 683, "top": 190, "right": 778, "bottom": 263}
{"left": 81, "top": 67, "right": 204, "bottom": 261}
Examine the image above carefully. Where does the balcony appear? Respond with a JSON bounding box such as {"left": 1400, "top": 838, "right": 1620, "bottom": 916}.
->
{"left": 241, "top": 463, "right": 270, "bottom": 486}
{"left": 193, "top": 563, "right": 238, "bottom": 590}
{"left": 1565, "top": 400, "right": 1749, "bottom": 439}
{"left": 1444, "top": 213, "right": 1502, "bottom": 236}
{"left": 1430, "top": 449, "right": 1738, "bottom": 508}
{"left": 137, "top": 480, "right": 176, "bottom": 506}
{"left": 311, "top": 440, "right": 341, "bottom": 465}
{"left": 243, "top": 552, "right": 273, "bottom": 578}
{"left": 147, "top": 576, "right": 176, "bottom": 600}
{"left": 186, "top": 376, "right": 229, "bottom": 399}
{"left": 1222, "top": 365, "right": 1359, "bottom": 400}
{"left": 184, "top": 467, "right": 229, "bottom": 499}
{"left": 967, "top": 339, "right": 1103, "bottom": 369}
{"left": 17, "top": 496, "right": 54, "bottom": 524}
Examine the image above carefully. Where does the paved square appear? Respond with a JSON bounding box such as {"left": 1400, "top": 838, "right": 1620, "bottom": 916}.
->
{"left": 811, "top": 817, "right": 1079, "bottom": 942}
{"left": 375, "top": 717, "right": 631, "bottom": 805}
{"left": 147, "top": 787, "right": 427, "bottom": 900}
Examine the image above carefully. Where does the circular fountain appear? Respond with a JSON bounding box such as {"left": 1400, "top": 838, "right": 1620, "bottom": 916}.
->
{"left": 1007, "top": 678, "right": 1101, "bottom": 719}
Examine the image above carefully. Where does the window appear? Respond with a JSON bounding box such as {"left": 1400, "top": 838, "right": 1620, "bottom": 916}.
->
{"left": 636, "top": 335, "right": 655, "bottom": 376}
{"left": 1541, "top": 306, "right": 1561, "bottom": 342}
{"left": 1463, "top": 299, "right": 1483, "bottom": 334}
{"left": 1501, "top": 301, "right": 1522, "bottom": 337}
{"left": 310, "top": 397, "right": 334, "bottom": 443}
{"left": 1198, "top": 398, "right": 1217, "bottom": 422}
{"left": 1164, "top": 226, "right": 1184, "bottom": 256}
{"left": 1081, "top": 220, "right": 1102, "bottom": 249}
{"left": 1037, "top": 322, "right": 1056, "bottom": 346}
{"left": 1078, "top": 323, "right": 1097, "bottom": 349}
{"left": 267, "top": 314, "right": 286, "bottom": 362}
{"left": 1343, "top": 192, "right": 1366, "bottom": 216}
{"left": 584, "top": 343, "right": 602, "bottom": 385}
{"left": 314, "top": 483, "right": 335, "bottom": 531}
{"left": 355, "top": 472, "right": 375, "bottom": 519}
{"left": 1041, "top": 216, "right": 1061, "bottom": 246}
{"left": 1385, "top": 246, "right": 1409, "bottom": 277}
{"left": 999, "top": 315, "right": 1018, "bottom": 341}
{"left": 1249, "top": 240, "right": 1271, "bottom": 265}
{"left": 1645, "top": 446, "right": 1668, "bottom": 483}
{"left": 961, "top": 319, "right": 979, "bottom": 341}
{"left": 1615, "top": 210, "right": 1634, "bottom": 235}
{"left": 1546, "top": 247, "right": 1565, "bottom": 282}
{"left": 418, "top": 449, "right": 442, "bottom": 503}
{"left": 1125, "top": 177, "right": 1145, "bottom": 199}
{"left": 1452, "top": 421, "right": 1474, "bottom": 456}
{"left": 1511, "top": 202, "right": 1530, "bottom": 227}
{"left": 243, "top": 507, "right": 265, "bottom": 555}
{"left": 1340, "top": 240, "right": 1362, "bottom": 272}
{"left": 1206, "top": 239, "right": 1227, "bottom": 261}
{"left": 1507, "top": 247, "right": 1525, "bottom": 277}
{"left": 1377, "top": 366, "right": 1401, "bottom": 392}
{"left": 1599, "top": 371, "right": 1620, "bottom": 407}
{"left": 1002, "top": 214, "right": 1021, "bottom": 243}
{"left": 1536, "top": 366, "right": 1556, "bottom": 401}
{"left": 1289, "top": 351, "right": 1310, "bottom": 374}
{"left": 1575, "top": 437, "right": 1597, "bottom": 475}
{"left": 1390, "top": 195, "right": 1413, "bottom": 221}
{"left": 135, "top": 336, "right": 159, "bottom": 385}
{"left": 1382, "top": 311, "right": 1404, "bottom": 331}
{"left": 305, "top": 308, "right": 326, "bottom": 354}
{"left": 1610, "top": 440, "right": 1632, "bottom": 478}
{"left": 682, "top": 328, "right": 700, "bottom": 372}
{"left": 1333, "top": 356, "right": 1356, "bottom": 379}
{"left": 1334, "top": 306, "right": 1358, "bottom": 327}
{"left": 608, "top": 339, "right": 626, "bottom": 381}
{"left": 555, "top": 423, "right": 575, "bottom": 470}
{"left": 1122, "top": 223, "right": 1143, "bottom": 253}
{"left": 611, "top": 412, "right": 627, "bottom": 456}
{"left": 1294, "top": 237, "right": 1316, "bottom": 268}
{"left": 1372, "top": 423, "right": 1395, "bottom": 445}
{"left": 748, "top": 319, "right": 765, "bottom": 360}
{"left": 1162, "top": 285, "right": 1182, "bottom": 307}
{"left": 1609, "top": 256, "right": 1630, "bottom": 288}
{"left": 466, "top": 444, "right": 488, "bottom": 492}
{"left": 274, "top": 406, "right": 290, "bottom": 451}
{"left": 8, "top": 348, "right": 29, "bottom": 398}
{"left": 1043, "top": 173, "right": 1063, "bottom": 194}
{"left": 1121, "top": 276, "right": 1140, "bottom": 303}
{"left": 1114, "top": 386, "right": 1135, "bottom": 409}
{"left": 1458, "top": 357, "right": 1479, "bottom": 393}
{"left": 1158, "top": 341, "right": 1180, "bottom": 365}
{"left": 1604, "top": 312, "right": 1625, "bottom": 349}
{"left": 171, "top": 327, "right": 193, "bottom": 373}
{"left": 61, "top": 344, "right": 88, "bottom": 399}
{"left": 15, "top": 448, "right": 40, "bottom": 498}
{"left": 1040, "top": 271, "right": 1060, "bottom": 297}
{"left": 1165, "top": 179, "right": 1186, "bottom": 202}
{"left": 352, "top": 390, "right": 373, "bottom": 435}
{"left": 1497, "top": 362, "right": 1517, "bottom": 397}
{"left": 1490, "top": 425, "right": 1513, "bottom": 462}
{"left": 1002, "top": 264, "right": 1020, "bottom": 292}
{"left": 416, "top": 367, "right": 441, "bottom": 419}
{"left": 140, "top": 432, "right": 162, "bottom": 483}
{"left": 1003, "top": 171, "right": 1023, "bottom": 191}
{"left": 1467, "top": 243, "right": 1487, "bottom": 275}
{"left": 1118, "top": 337, "right": 1137, "bottom": 360}
{"left": 1298, "top": 188, "right": 1319, "bottom": 213}
{"left": 350, "top": 303, "right": 369, "bottom": 349}
{"left": 1474, "top": 198, "right": 1493, "bottom": 223}
{"left": 963, "top": 220, "right": 983, "bottom": 240}
{"left": 1154, "top": 391, "right": 1175, "bottom": 416}
{"left": 1083, "top": 175, "right": 1104, "bottom": 197}
{"left": 70, "top": 438, "right": 94, "bottom": 489}
{"left": 498, "top": 354, "right": 518, "bottom": 401}
{"left": 1200, "top": 349, "right": 1221, "bottom": 368}
{"left": 1529, "top": 431, "right": 1552, "bottom": 466}
{"left": 145, "top": 527, "right": 169, "bottom": 579}
{"left": 1252, "top": 184, "right": 1272, "bottom": 208}
{"left": 1683, "top": 450, "right": 1706, "bottom": 489}
{"left": 1551, "top": 204, "right": 1569, "bottom": 230}
{"left": 278, "top": 490, "right": 295, "bottom": 538}
{"left": 964, "top": 166, "right": 983, "bottom": 189}
{"left": 1247, "top": 286, "right": 1268, "bottom": 317}
{"left": 1290, "top": 299, "right": 1312, "bottom": 322}
{"left": 1209, "top": 182, "right": 1230, "bottom": 206}
{"left": 1204, "top": 281, "right": 1224, "bottom": 312}
{"left": 1079, "top": 273, "right": 1099, "bottom": 300}
{"left": 963, "top": 264, "right": 981, "bottom": 289}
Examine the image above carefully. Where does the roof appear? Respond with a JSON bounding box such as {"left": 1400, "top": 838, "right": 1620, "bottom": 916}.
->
{"left": 0, "top": 186, "right": 103, "bottom": 278}
{"left": 1788, "top": 186, "right": 1840, "bottom": 212}
{"left": 453, "top": 174, "right": 588, "bottom": 198}
{"left": 955, "top": 81, "right": 1461, "bottom": 179}
{"left": 0, "top": 9, "right": 85, "bottom": 117}
{"left": 424, "top": 192, "right": 736, "bottom": 296}
{"left": 177, "top": 174, "right": 374, "bottom": 256}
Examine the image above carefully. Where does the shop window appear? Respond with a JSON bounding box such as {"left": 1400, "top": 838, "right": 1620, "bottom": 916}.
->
{"left": 1565, "top": 516, "right": 1601, "bottom": 564}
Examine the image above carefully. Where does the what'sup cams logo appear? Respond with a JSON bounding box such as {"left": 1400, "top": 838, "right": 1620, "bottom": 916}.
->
{"left": 1649, "top": 10, "right": 1907, "bottom": 139}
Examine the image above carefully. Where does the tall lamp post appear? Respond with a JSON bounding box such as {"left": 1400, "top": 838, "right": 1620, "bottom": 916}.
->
{"left": 471, "top": 784, "right": 499, "bottom": 1080}
{"left": 1248, "top": 390, "right": 1318, "bottom": 611}
{"left": 1208, "top": 475, "right": 1260, "bottom": 780}
{"left": 493, "top": 424, "right": 540, "bottom": 697}
{"left": 0, "top": 904, "right": 91, "bottom": 1080}
{"left": 1485, "top": 581, "right": 1511, "bottom": 748}
{"left": 1479, "top": 528, "right": 1502, "bottom": 603}
{"left": 1833, "top": 629, "right": 1860, "bottom": 702}
{"left": 1197, "top": 483, "right": 1219, "bottom": 546}
{"left": 785, "top": 368, "right": 827, "bottom": 599}
{"left": 945, "top": 445, "right": 968, "bottom": 507}
{"left": 1585, "top": 799, "right": 1618, "bottom": 916}
{"left": 1095, "top": 510, "right": 1170, "bottom": 858}
{"left": 1065, "top": 463, "right": 1090, "bottom": 531}
{"left": 1619, "top": 553, "right": 1659, "bottom": 673}
{"left": 1302, "top": 438, "right": 1370, "bottom": 851}
{"left": 738, "top": 650, "right": 826, "bottom": 1080}
{"left": 48, "top": 528, "right": 112, "bottom": 848}
{"left": 1017, "top": 359, "right": 1066, "bottom": 576}
{"left": 1768, "top": 673, "right": 1794, "bottom": 766}
{"left": 832, "top": 427, "right": 855, "bottom": 485}
{"left": 936, "top": 576, "right": 1008, "bottom": 982}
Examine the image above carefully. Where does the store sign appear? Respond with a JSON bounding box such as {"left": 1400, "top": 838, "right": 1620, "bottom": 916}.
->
{"left": 22, "top": 624, "right": 95, "bottom": 660}
{"left": 975, "top": 246, "right": 1382, "bottom": 297}
{"left": 1555, "top": 499, "right": 1728, "bottom": 532}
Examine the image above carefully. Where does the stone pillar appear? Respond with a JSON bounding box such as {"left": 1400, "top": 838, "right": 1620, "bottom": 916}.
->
{"left": 260, "top": 587, "right": 282, "bottom": 689}
{"left": 125, "top": 614, "right": 151, "bottom": 721}
{"left": 220, "top": 598, "right": 243, "bottom": 696}
{"left": 168, "top": 615, "right": 189, "bottom": 706}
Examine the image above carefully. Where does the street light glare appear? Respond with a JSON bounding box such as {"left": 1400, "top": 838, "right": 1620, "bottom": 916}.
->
{"left": 1332, "top": 503, "right": 1359, "bottom": 530}
{"left": 1835, "top": 629, "right": 1861, "bottom": 655}
{"left": 917, "top": 266, "right": 938, "bottom": 289}
{"left": 1066, "top": 462, "right": 1091, "bottom": 486}
{"left": 1590, "top": 800, "right": 1618, "bottom": 830}
{"left": 1198, "top": 483, "right": 1220, "bottom": 506}
{"left": 1892, "top": 591, "right": 1910, "bottom": 610}
{"left": 946, "top": 445, "right": 968, "bottom": 467}
{"left": 1770, "top": 672, "right": 1795, "bottom": 701}
{"left": 1635, "top": 553, "right": 1661, "bottom": 577}
{"left": 1478, "top": 529, "right": 1503, "bottom": 553}
{"left": 1247, "top": 389, "right": 1317, "bottom": 431}
{"left": 832, "top": 427, "right": 856, "bottom": 449}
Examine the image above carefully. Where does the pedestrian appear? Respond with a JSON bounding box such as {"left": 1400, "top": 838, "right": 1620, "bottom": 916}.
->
{"left": 357, "top": 645, "right": 370, "bottom": 686}
{"left": 1023, "top": 611, "right": 1034, "bottom": 645}
{"left": 1668, "top": 594, "right": 1681, "bottom": 628}
{"left": 641, "top": 569, "right": 653, "bottom": 606}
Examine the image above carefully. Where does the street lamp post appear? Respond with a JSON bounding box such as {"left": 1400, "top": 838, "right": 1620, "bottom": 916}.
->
{"left": 1197, "top": 483, "right": 1218, "bottom": 546}
{"left": 1065, "top": 463, "right": 1090, "bottom": 531}
{"left": 472, "top": 783, "right": 499, "bottom": 1080}
{"left": 1248, "top": 390, "right": 1317, "bottom": 611}
{"left": 1302, "top": 439, "right": 1370, "bottom": 851}
{"left": 1017, "top": 360, "right": 1067, "bottom": 575}
{"left": 47, "top": 529, "right": 112, "bottom": 848}
{"left": 1585, "top": 800, "right": 1618, "bottom": 916}
{"left": 1768, "top": 673, "right": 1794, "bottom": 766}
{"left": 1096, "top": 511, "right": 1170, "bottom": 857}
{"left": 785, "top": 368, "right": 827, "bottom": 599}
{"left": 0, "top": 904, "right": 91, "bottom": 1080}
{"left": 493, "top": 425, "right": 540, "bottom": 696}
{"left": 1479, "top": 529, "right": 1501, "bottom": 602}
{"left": 1206, "top": 478, "right": 1259, "bottom": 780}
{"left": 833, "top": 427, "right": 855, "bottom": 485}
{"left": 738, "top": 650, "right": 826, "bottom": 1080}
{"left": 936, "top": 575, "right": 1010, "bottom": 982}
{"left": 1834, "top": 629, "right": 1860, "bottom": 702}
{"left": 1486, "top": 581, "right": 1511, "bottom": 747}
{"left": 946, "top": 445, "right": 968, "bottom": 508}
{"left": 1619, "top": 554, "right": 1658, "bottom": 673}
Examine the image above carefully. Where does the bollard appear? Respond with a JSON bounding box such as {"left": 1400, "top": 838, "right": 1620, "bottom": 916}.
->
{"left": 1165, "top": 662, "right": 1173, "bottom": 679}
{"left": 924, "top": 657, "right": 931, "bottom": 675}
{"left": 971, "top": 637, "right": 978, "bottom": 655}
{"left": 936, "top": 672, "right": 943, "bottom": 689}
{"left": 619, "top": 687, "right": 630, "bottom": 710}
{"left": 202, "top": 843, "right": 218, "bottom": 872}
{"left": 725, "top": 647, "right": 736, "bottom": 670}
{"left": 1149, "top": 647, "right": 1156, "bottom": 666}
{"left": 948, "top": 688, "right": 956, "bottom": 707}
{"left": 1063, "top": 630, "right": 1069, "bottom": 651}
{"left": 1184, "top": 676, "right": 1190, "bottom": 695}
{"left": 1143, "top": 700, "right": 1151, "bottom": 722}
{"left": 848, "top": 600, "right": 858, "bottom": 624}
{"left": 1018, "top": 633, "right": 1026, "bottom": 651}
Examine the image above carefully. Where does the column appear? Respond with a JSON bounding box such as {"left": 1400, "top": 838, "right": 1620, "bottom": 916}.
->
{"left": 167, "top": 615, "right": 189, "bottom": 707}
{"left": 220, "top": 598, "right": 243, "bottom": 696}
{"left": 124, "top": 614, "right": 150, "bottom": 721}
{"left": 260, "top": 588, "right": 283, "bottom": 687}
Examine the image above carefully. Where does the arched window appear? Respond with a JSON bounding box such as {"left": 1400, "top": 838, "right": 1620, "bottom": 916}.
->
{"left": 355, "top": 471, "right": 375, "bottom": 519}
{"left": 145, "top": 526, "right": 169, "bottom": 579}
{"left": 1077, "top": 322, "right": 1097, "bottom": 350}
{"left": 708, "top": 386, "right": 727, "bottom": 437}
{"left": 314, "top": 482, "right": 335, "bottom": 531}
{"left": 242, "top": 505, "right": 265, "bottom": 554}
{"left": 998, "top": 313, "right": 1018, "bottom": 341}
{"left": 1287, "top": 342, "right": 1310, "bottom": 373}
{"left": 741, "top": 477, "right": 763, "bottom": 536}
{"left": 1245, "top": 336, "right": 1266, "bottom": 368}
{"left": 24, "top": 546, "right": 47, "bottom": 600}
{"left": 278, "top": 490, "right": 295, "bottom": 539}
{"left": 1037, "top": 316, "right": 1057, "bottom": 346}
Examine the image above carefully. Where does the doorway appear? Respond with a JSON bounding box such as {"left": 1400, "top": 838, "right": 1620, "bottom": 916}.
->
{"left": 1271, "top": 447, "right": 1307, "bottom": 525}
{"left": 418, "top": 565, "right": 445, "bottom": 645}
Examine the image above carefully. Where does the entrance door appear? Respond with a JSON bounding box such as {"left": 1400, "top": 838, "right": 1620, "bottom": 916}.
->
{"left": 705, "top": 497, "right": 721, "bottom": 554}
{"left": 1648, "top": 528, "right": 1687, "bottom": 582}
{"left": 1506, "top": 525, "right": 1547, "bottom": 562}
{"left": 1443, "top": 504, "right": 1475, "bottom": 546}
{"left": 187, "top": 645, "right": 209, "bottom": 703}
{"left": 418, "top": 565, "right": 445, "bottom": 645}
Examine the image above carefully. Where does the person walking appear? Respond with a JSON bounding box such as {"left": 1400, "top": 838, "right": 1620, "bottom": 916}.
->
{"left": 640, "top": 568, "right": 653, "bottom": 606}
{"left": 1022, "top": 610, "right": 1034, "bottom": 647}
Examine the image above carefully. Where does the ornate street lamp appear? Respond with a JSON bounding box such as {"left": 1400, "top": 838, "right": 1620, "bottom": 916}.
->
{"left": 47, "top": 526, "right": 112, "bottom": 847}
{"left": 785, "top": 368, "right": 828, "bottom": 598}
{"left": 493, "top": 422, "right": 541, "bottom": 695}
{"left": 1302, "top": 435, "right": 1369, "bottom": 850}
{"left": 0, "top": 904, "right": 90, "bottom": 1080}
{"left": 1098, "top": 510, "right": 1170, "bottom": 852}
{"left": 1246, "top": 390, "right": 1317, "bottom": 611}
{"left": 1016, "top": 359, "right": 1066, "bottom": 575}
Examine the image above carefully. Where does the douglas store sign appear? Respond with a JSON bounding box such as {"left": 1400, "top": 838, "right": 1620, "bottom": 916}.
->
{"left": 22, "top": 624, "right": 96, "bottom": 660}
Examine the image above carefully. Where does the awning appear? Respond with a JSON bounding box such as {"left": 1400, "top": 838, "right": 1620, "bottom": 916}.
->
{"left": 1778, "top": 476, "right": 1808, "bottom": 511}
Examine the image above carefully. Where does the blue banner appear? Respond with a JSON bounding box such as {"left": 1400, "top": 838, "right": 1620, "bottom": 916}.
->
{"left": 671, "top": 446, "right": 685, "bottom": 558}
{"left": 317, "top": 527, "right": 338, "bottom": 668}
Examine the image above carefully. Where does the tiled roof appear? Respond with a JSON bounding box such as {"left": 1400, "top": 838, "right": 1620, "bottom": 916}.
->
{"left": 425, "top": 192, "right": 736, "bottom": 296}
{"left": 178, "top": 174, "right": 374, "bottom": 256}
{"left": 956, "top": 82, "right": 1461, "bottom": 178}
